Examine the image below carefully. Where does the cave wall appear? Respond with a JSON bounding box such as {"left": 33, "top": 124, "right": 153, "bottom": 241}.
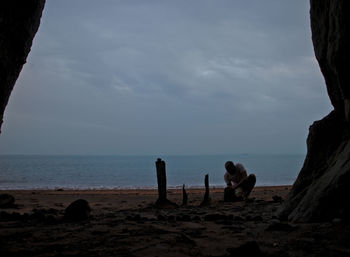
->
{"left": 310, "top": 0, "right": 350, "bottom": 120}
{"left": 280, "top": 0, "right": 350, "bottom": 222}
{"left": 0, "top": 0, "right": 45, "bottom": 133}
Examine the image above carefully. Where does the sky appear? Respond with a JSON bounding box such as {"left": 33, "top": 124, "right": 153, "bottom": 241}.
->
{"left": 0, "top": 0, "right": 332, "bottom": 155}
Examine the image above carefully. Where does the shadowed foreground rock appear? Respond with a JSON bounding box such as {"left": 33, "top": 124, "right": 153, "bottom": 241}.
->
{"left": 280, "top": 0, "right": 350, "bottom": 222}
{"left": 64, "top": 199, "right": 91, "bottom": 221}
{"left": 0, "top": 194, "right": 15, "bottom": 208}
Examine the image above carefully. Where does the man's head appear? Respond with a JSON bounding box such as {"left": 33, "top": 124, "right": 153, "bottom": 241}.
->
{"left": 225, "top": 161, "right": 237, "bottom": 175}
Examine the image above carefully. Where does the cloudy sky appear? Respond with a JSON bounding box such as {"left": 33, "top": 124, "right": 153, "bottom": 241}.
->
{"left": 0, "top": 0, "right": 332, "bottom": 155}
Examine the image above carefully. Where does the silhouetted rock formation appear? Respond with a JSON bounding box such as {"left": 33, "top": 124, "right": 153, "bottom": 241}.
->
{"left": 280, "top": 0, "right": 350, "bottom": 222}
{"left": 0, "top": 0, "right": 45, "bottom": 132}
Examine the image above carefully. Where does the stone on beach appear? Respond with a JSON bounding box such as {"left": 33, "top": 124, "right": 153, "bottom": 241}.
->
{"left": 64, "top": 199, "right": 91, "bottom": 221}
{"left": 0, "top": 194, "right": 15, "bottom": 208}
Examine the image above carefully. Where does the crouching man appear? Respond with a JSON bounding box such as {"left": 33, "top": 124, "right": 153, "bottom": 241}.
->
{"left": 224, "top": 161, "right": 256, "bottom": 202}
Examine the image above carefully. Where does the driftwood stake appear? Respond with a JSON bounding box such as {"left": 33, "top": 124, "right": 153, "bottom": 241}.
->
{"left": 182, "top": 184, "right": 188, "bottom": 206}
{"left": 200, "top": 174, "right": 210, "bottom": 206}
{"left": 154, "top": 158, "right": 178, "bottom": 208}
{"left": 155, "top": 158, "right": 167, "bottom": 202}
{"left": 204, "top": 174, "right": 209, "bottom": 202}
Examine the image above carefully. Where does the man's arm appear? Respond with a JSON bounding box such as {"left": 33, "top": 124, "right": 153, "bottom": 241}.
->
{"left": 224, "top": 172, "right": 232, "bottom": 187}
{"left": 236, "top": 163, "right": 248, "bottom": 179}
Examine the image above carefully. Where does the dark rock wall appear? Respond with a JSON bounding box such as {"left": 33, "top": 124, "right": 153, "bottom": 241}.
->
{"left": 280, "top": 0, "right": 350, "bottom": 222}
{"left": 0, "top": 0, "right": 45, "bottom": 132}
{"left": 310, "top": 0, "right": 350, "bottom": 119}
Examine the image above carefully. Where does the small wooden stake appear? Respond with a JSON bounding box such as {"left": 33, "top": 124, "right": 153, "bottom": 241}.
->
{"left": 182, "top": 184, "right": 188, "bottom": 206}
{"left": 155, "top": 158, "right": 167, "bottom": 202}
{"left": 200, "top": 174, "right": 210, "bottom": 206}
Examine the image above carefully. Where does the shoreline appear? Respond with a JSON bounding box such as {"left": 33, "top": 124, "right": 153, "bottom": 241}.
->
{"left": 0, "top": 185, "right": 292, "bottom": 214}
{"left": 0, "top": 185, "right": 294, "bottom": 197}
{"left": 0, "top": 184, "right": 293, "bottom": 192}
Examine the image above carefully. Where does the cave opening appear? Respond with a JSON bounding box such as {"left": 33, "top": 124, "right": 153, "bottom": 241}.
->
{"left": 2, "top": 1, "right": 349, "bottom": 223}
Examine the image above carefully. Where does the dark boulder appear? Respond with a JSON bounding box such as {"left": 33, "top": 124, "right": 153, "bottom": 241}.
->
{"left": 0, "top": 194, "right": 15, "bottom": 208}
{"left": 64, "top": 199, "right": 91, "bottom": 221}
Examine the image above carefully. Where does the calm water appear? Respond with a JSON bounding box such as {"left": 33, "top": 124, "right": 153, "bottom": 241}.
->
{"left": 0, "top": 154, "right": 304, "bottom": 190}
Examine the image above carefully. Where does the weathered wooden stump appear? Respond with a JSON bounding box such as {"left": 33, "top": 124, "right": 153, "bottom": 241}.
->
{"left": 182, "top": 184, "right": 188, "bottom": 206}
{"left": 200, "top": 174, "right": 210, "bottom": 206}
{"left": 156, "top": 158, "right": 167, "bottom": 202}
{"left": 155, "top": 158, "right": 178, "bottom": 208}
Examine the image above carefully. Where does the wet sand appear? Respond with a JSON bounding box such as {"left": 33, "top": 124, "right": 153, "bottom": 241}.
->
{"left": 1, "top": 186, "right": 349, "bottom": 257}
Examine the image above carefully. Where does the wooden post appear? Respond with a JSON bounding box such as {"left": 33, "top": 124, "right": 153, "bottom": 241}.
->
{"left": 182, "top": 184, "right": 188, "bottom": 206}
{"left": 200, "top": 174, "right": 210, "bottom": 206}
{"left": 204, "top": 174, "right": 209, "bottom": 202}
{"left": 155, "top": 158, "right": 167, "bottom": 202}
{"left": 154, "top": 158, "right": 178, "bottom": 208}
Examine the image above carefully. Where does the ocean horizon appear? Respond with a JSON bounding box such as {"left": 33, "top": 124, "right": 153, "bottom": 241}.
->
{"left": 0, "top": 154, "right": 305, "bottom": 190}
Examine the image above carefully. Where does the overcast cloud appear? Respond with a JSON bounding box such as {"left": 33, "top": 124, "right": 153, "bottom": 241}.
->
{"left": 0, "top": 0, "right": 332, "bottom": 155}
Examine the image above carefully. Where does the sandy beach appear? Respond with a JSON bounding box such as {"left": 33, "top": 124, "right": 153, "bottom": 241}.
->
{"left": 0, "top": 186, "right": 349, "bottom": 257}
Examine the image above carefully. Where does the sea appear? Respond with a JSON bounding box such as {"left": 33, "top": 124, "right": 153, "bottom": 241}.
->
{"left": 0, "top": 154, "right": 305, "bottom": 190}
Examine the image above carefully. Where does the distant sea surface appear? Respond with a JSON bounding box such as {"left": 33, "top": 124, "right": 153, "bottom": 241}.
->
{"left": 0, "top": 154, "right": 304, "bottom": 190}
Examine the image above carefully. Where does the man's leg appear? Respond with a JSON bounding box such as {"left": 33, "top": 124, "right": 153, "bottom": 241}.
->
{"left": 232, "top": 174, "right": 256, "bottom": 199}
{"left": 239, "top": 174, "right": 256, "bottom": 199}
{"left": 224, "top": 174, "right": 256, "bottom": 202}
